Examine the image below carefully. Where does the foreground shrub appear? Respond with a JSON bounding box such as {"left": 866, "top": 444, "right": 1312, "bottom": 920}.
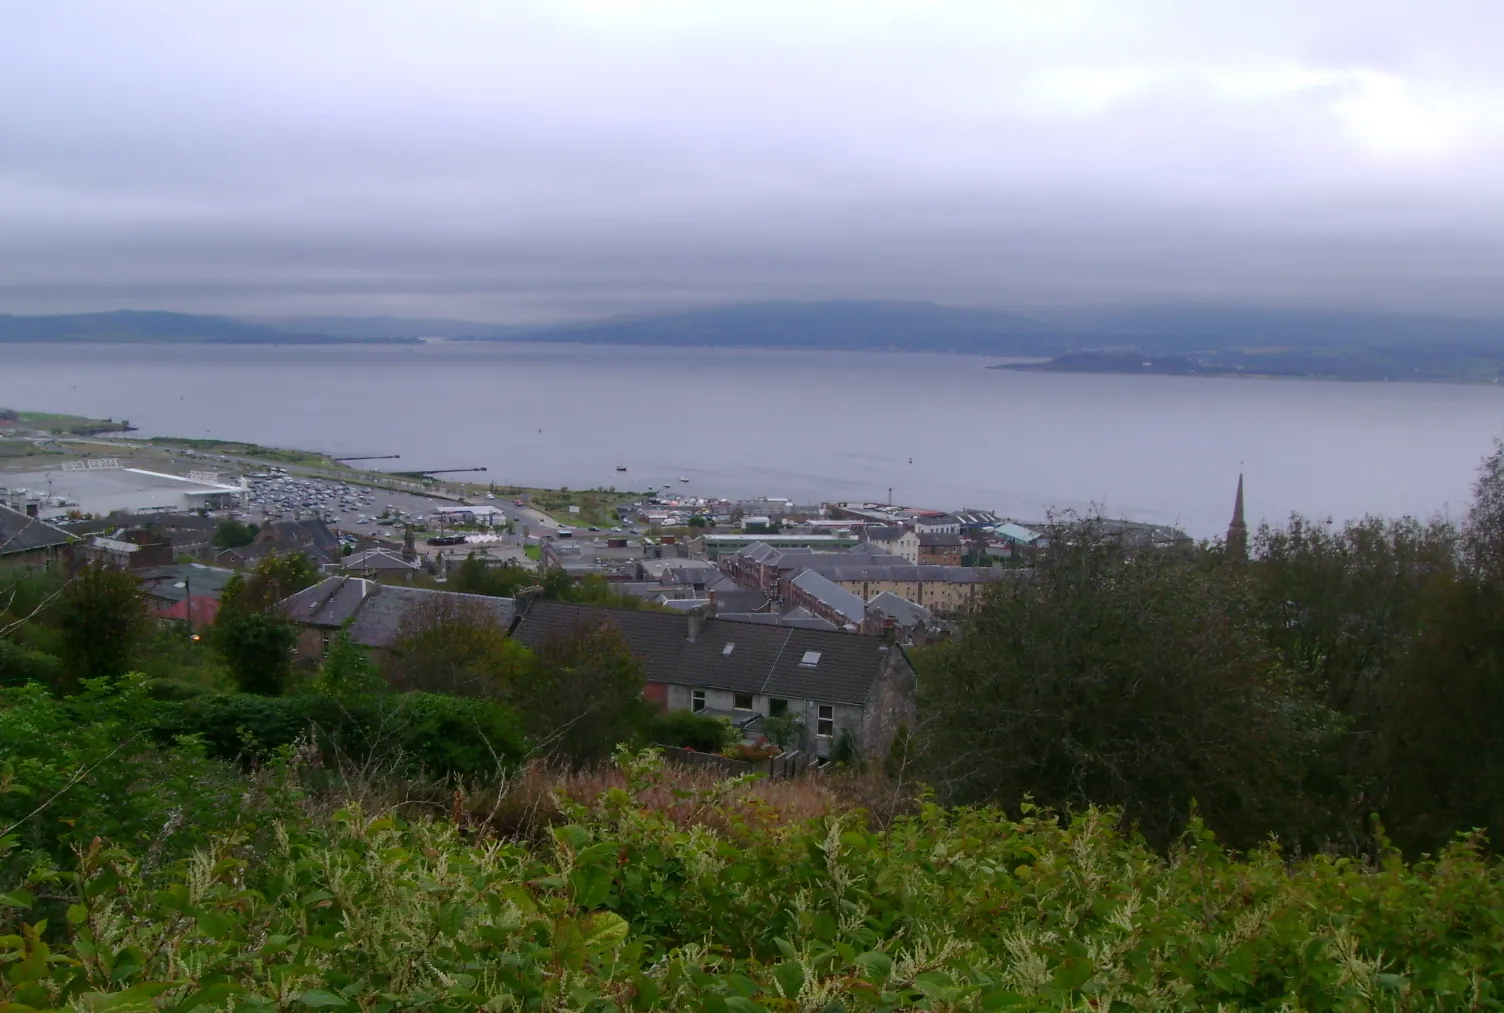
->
{"left": 0, "top": 638, "right": 61, "bottom": 689}
{"left": 0, "top": 679, "right": 249, "bottom": 873}
{"left": 152, "top": 691, "right": 526, "bottom": 779}
{"left": 647, "top": 709, "right": 735, "bottom": 753}
{"left": 4, "top": 751, "right": 1504, "bottom": 1011}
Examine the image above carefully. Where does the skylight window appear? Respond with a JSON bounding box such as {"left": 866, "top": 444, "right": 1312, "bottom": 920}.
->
{"left": 799, "top": 650, "right": 822, "bottom": 667}
{"left": 722, "top": 643, "right": 735, "bottom": 656}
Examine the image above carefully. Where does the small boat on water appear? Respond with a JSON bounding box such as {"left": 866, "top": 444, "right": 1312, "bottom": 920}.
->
{"left": 616, "top": 465, "right": 628, "bottom": 472}
{"left": 679, "top": 476, "right": 689, "bottom": 483}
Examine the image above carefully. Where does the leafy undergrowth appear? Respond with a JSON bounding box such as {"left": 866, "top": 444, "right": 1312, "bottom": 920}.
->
{"left": 4, "top": 751, "right": 1504, "bottom": 1012}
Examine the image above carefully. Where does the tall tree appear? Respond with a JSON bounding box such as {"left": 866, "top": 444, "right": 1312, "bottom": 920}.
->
{"left": 917, "top": 518, "right": 1344, "bottom": 850}
{"left": 211, "top": 551, "right": 315, "bottom": 696}
{"left": 513, "top": 620, "right": 652, "bottom": 766}
{"left": 385, "top": 595, "right": 526, "bottom": 697}
{"left": 54, "top": 563, "right": 150, "bottom": 693}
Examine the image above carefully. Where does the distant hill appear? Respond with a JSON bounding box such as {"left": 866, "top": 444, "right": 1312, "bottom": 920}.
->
{"left": 9, "top": 303, "right": 1504, "bottom": 369}
{"left": 501, "top": 301, "right": 1074, "bottom": 355}
{"left": 0, "top": 311, "right": 418, "bottom": 344}
{"left": 1032, "top": 305, "right": 1504, "bottom": 350}
{"left": 248, "top": 315, "right": 530, "bottom": 340}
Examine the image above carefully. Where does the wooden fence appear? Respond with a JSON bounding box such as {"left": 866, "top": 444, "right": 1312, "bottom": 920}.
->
{"left": 656, "top": 746, "right": 814, "bottom": 780}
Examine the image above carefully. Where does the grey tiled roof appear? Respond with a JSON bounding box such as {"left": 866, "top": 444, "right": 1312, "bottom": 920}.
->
{"left": 0, "top": 505, "right": 72, "bottom": 556}
{"left": 719, "top": 610, "right": 840, "bottom": 631}
{"left": 804, "top": 563, "right": 1005, "bottom": 583}
{"left": 137, "top": 563, "right": 238, "bottom": 602}
{"left": 918, "top": 532, "right": 964, "bottom": 547}
{"left": 706, "top": 589, "right": 770, "bottom": 613}
{"left": 865, "top": 591, "right": 934, "bottom": 627}
{"left": 788, "top": 568, "right": 866, "bottom": 625}
{"left": 342, "top": 548, "right": 419, "bottom": 571}
{"left": 262, "top": 519, "right": 341, "bottom": 562}
{"left": 510, "top": 600, "right": 900, "bottom": 705}
{"left": 281, "top": 576, "right": 515, "bottom": 648}
{"left": 862, "top": 526, "right": 908, "bottom": 542}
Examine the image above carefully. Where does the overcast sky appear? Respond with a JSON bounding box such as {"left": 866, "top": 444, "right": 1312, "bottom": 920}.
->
{"left": 3, "top": 1, "right": 1502, "bottom": 321}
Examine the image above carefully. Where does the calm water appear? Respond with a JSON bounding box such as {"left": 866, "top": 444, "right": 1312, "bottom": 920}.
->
{"left": 2, "top": 341, "right": 1502, "bottom": 537}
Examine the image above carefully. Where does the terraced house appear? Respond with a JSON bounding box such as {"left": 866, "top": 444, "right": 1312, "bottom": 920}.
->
{"left": 510, "top": 599, "right": 915, "bottom": 759}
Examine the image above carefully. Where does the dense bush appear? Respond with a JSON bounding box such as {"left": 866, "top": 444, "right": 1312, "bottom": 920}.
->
{"left": 0, "top": 638, "right": 61, "bottom": 689}
{"left": 5, "top": 751, "right": 1504, "bottom": 1011}
{"left": 0, "top": 679, "right": 251, "bottom": 871}
{"left": 153, "top": 691, "right": 526, "bottom": 779}
{"left": 648, "top": 708, "right": 735, "bottom": 752}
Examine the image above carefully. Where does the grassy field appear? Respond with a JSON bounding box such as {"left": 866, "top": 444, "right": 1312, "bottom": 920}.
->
{"left": 4, "top": 410, "right": 131, "bottom": 435}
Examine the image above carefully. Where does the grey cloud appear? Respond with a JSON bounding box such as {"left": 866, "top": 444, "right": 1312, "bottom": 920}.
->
{"left": 2, "top": 1, "right": 1502, "bottom": 318}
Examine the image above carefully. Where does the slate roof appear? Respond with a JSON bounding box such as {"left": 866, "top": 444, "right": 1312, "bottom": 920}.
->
{"left": 0, "top": 505, "right": 72, "bottom": 556}
{"left": 281, "top": 576, "right": 516, "bottom": 648}
{"left": 261, "top": 519, "right": 341, "bottom": 562}
{"left": 342, "top": 548, "right": 420, "bottom": 571}
{"left": 64, "top": 513, "right": 219, "bottom": 536}
{"left": 788, "top": 568, "right": 866, "bottom": 625}
{"left": 705, "top": 589, "right": 770, "bottom": 614}
{"left": 734, "top": 541, "right": 780, "bottom": 563}
{"left": 137, "top": 563, "right": 238, "bottom": 603}
{"left": 719, "top": 609, "right": 840, "bottom": 631}
{"left": 918, "top": 532, "right": 964, "bottom": 547}
{"left": 865, "top": 591, "right": 935, "bottom": 627}
{"left": 761, "top": 548, "right": 905, "bottom": 572}
{"left": 862, "top": 525, "right": 909, "bottom": 543}
{"left": 510, "top": 600, "right": 901, "bottom": 705}
{"left": 805, "top": 563, "right": 1004, "bottom": 583}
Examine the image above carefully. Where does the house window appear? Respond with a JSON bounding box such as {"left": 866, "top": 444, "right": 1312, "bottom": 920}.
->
{"left": 734, "top": 692, "right": 754, "bottom": 711}
{"left": 799, "top": 650, "right": 821, "bottom": 667}
{"left": 722, "top": 642, "right": 735, "bottom": 656}
{"left": 320, "top": 632, "right": 332, "bottom": 655}
{"left": 817, "top": 704, "right": 834, "bottom": 738}
{"left": 769, "top": 698, "right": 788, "bottom": 717}
{"left": 691, "top": 689, "right": 706, "bottom": 712}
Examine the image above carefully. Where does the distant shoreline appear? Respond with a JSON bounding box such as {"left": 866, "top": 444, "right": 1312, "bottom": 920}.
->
{"left": 992, "top": 351, "right": 1504, "bottom": 386}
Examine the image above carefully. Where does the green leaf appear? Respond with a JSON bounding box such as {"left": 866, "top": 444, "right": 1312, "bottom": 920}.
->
{"left": 1051, "top": 956, "right": 1094, "bottom": 994}
{"left": 855, "top": 951, "right": 893, "bottom": 982}
{"left": 552, "top": 916, "right": 587, "bottom": 973}
{"left": 0, "top": 891, "right": 33, "bottom": 909}
{"left": 570, "top": 863, "right": 613, "bottom": 911}
{"left": 173, "top": 981, "right": 244, "bottom": 1013}
{"left": 296, "top": 989, "right": 350, "bottom": 1009}
{"left": 771, "top": 962, "right": 804, "bottom": 999}
{"left": 722, "top": 998, "right": 765, "bottom": 1013}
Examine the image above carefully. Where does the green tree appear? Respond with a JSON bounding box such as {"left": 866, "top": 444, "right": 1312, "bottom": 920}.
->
{"left": 220, "top": 550, "right": 320, "bottom": 610}
{"left": 313, "top": 626, "right": 383, "bottom": 699}
{"left": 513, "top": 620, "right": 652, "bottom": 765}
{"left": 917, "top": 517, "right": 1345, "bottom": 850}
{"left": 760, "top": 712, "right": 804, "bottom": 752}
{"left": 385, "top": 595, "right": 527, "bottom": 697}
{"left": 212, "top": 608, "right": 298, "bottom": 696}
{"left": 450, "top": 553, "right": 532, "bottom": 598}
{"left": 211, "top": 519, "right": 259, "bottom": 549}
{"left": 54, "top": 563, "right": 151, "bottom": 693}
{"left": 211, "top": 551, "right": 315, "bottom": 697}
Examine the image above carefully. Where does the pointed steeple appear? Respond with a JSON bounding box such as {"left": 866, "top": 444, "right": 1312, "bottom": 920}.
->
{"left": 1226, "top": 473, "right": 1247, "bottom": 560}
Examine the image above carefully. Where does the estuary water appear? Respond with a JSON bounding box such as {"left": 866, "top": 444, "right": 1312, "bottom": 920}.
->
{"left": 2, "top": 340, "right": 1502, "bottom": 538}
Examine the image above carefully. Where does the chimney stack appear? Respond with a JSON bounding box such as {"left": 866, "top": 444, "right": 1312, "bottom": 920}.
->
{"left": 402, "top": 524, "right": 417, "bottom": 563}
{"left": 686, "top": 602, "right": 712, "bottom": 642}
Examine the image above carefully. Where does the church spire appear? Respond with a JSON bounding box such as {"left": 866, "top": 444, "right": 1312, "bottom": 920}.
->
{"left": 1226, "top": 472, "right": 1247, "bottom": 560}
